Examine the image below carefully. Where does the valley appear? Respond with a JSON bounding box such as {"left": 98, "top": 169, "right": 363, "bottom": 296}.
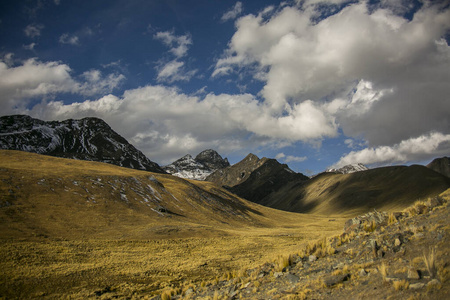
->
{"left": 0, "top": 150, "right": 345, "bottom": 299}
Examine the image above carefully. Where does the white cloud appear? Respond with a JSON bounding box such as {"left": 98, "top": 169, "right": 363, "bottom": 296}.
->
{"left": 24, "top": 24, "right": 44, "bottom": 38}
{"left": 0, "top": 57, "right": 124, "bottom": 114}
{"left": 276, "top": 153, "right": 307, "bottom": 163}
{"left": 154, "top": 31, "right": 192, "bottom": 58}
{"left": 23, "top": 43, "right": 37, "bottom": 50}
{"left": 156, "top": 60, "right": 197, "bottom": 83}
{"left": 59, "top": 33, "right": 80, "bottom": 45}
{"left": 213, "top": 0, "right": 450, "bottom": 150}
{"left": 221, "top": 2, "right": 243, "bottom": 22}
{"left": 332, "top": 132, "right": 450, "bottom": 168}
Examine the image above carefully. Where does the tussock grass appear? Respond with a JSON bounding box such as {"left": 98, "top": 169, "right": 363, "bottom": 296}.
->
{"left": 393, "top": 279, "right": 409, "bottom": 291}
{"left": 378, "top": 263, "right": 388, "bottom": 282}
{"left": 423, "top": 247, "right": 437, "bottom": 279}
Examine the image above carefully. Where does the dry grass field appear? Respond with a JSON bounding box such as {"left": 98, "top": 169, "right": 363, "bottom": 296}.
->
{"left": 0, "top": 150, "right": 345, "bottom": 298}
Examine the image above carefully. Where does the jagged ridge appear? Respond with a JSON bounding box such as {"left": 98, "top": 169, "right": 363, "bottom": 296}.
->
{"left": 0, "top": 115, "right": 165, "bottom": 173}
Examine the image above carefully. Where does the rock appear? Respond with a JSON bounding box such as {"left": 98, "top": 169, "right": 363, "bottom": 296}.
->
{"left": 274, "top": 272, "right": 283, "bottom": 278}
{"left": 359, "top": 269, "right": 367, "bottom": 276}
{"left": 285, "top": 274, "right": 300, "bottom": 283}
{"left": 323, "top": 273, "right": 350, "bottom": 287}
{"left": 309, "top": 255, "right": 317, "bottom": 262}
{"left": 394, "top": 238, "right": 402, "bottom": 247}
{"left": 409, "top": 283, "right": 425, "bottom": 289}
{"left": 427, "top": 279, "right": 441, "bottom": 289}
{"left": 185, "top": 288, "right": 194, "bottom": 295}
{"left": 407, "top": 268, "right": 420, "bottom": 280}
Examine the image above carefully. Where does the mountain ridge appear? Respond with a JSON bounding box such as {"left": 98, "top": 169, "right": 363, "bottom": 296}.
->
{"left": 0, "top": 115, "right": 165, "bottom": 173}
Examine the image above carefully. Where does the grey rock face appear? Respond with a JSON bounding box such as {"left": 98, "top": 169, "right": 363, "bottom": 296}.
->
{"left": 0, "top": 115, "right": 165, "bottom": 173}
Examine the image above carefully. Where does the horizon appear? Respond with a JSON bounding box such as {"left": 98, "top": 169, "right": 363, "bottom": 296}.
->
{"left": 1, "top": 0, "right": 449, "bottom": 175}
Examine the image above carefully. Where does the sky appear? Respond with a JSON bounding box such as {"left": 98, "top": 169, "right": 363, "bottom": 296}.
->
{"left": 0, "top": 0, "right": 449, "bottom": 175}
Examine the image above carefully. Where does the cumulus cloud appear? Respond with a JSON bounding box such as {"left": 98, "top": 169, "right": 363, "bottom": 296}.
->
{"left": 213, "top": 0, "right": 450, "bottom": 161}
{"left": 153, "top": 31, "right": 196, "bottom": 83}
{"left": 24, "top": 24, "right": 44, "bottom": 38}
{"left": 156, "top": 60, "right": 197, "bottom": 83}
{"left": 154, "top": 31, "right": 192, "bottom": 58}
{"left": 331, "top": 132, "right": 450, "bottom": 168}
{"left": 0, "top": 57, "right": 124, "bottom": 114}
{"left": 221, "top": 2, "right": 243, "bottom": 22}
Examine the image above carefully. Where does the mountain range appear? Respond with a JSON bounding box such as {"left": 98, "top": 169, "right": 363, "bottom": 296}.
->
{"left": 1, "top": 114, "right": 449, "bottom": 216}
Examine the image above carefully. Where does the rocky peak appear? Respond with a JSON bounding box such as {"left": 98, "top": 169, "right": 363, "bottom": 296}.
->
{"left": 195, "top": 149, "right": 230, "bottom": 170}
{"left": 163, "top": 149, "right": 229, "bottom": 180}
{"left": 0, "top": 114, "right": 166, "bottom": 173}
{"left": 327, "top": 163, "right": 369, "bottom": 174}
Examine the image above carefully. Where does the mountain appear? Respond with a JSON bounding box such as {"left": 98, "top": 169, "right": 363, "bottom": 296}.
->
{"left": 0, "top": 115, "right": 165, "bottom": 173}
{"left": 206, "top": 153, "right": 266, "bottom": 187}
{"left": 427, "top": 156, "right": 450, "bottom": 178}
{"left": 206, "top": 153, "right": 309, "bottom": 203}
{"left": 326, "top": 163, "right": 369, "bottom": 174}
{"left": 163, "top": 149, "right": 229, "bottom": 180}
{"left": 257, "top": 165, "right": 450, "bottom": 215}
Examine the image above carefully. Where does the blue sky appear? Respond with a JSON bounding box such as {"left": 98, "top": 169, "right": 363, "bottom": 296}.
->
{"left": 0, "top": 0, "right": 449, "bottom": 175}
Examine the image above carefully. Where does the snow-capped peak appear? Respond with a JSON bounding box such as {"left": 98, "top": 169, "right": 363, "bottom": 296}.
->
{"left": 327, "top": 163, "right": 369, "bottom": 174}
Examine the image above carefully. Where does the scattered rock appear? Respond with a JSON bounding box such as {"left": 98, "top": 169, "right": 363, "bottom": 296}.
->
{"left": 409, "top": 283, "right": 425, "bottom": 289}
{"left": 359, "top": 269, "right": 367, "bottom": 276}
{"left": 274, "top": 272, "right": 283, "bottom": 278}
{"left": 394, "top": 238, "right": 402, "bottom": 247}
{"left": 407, "top": 268, "right": 420, "bottom": 280}
{"left": 285, "top": 273, "right": 299, "bottom": 283}
{"left": 427, "top": 279, "right": 442, "bottom": 289}
{"left": 323, "top": 273, "right": 350, "bottom": 287}
{"left": 309, "top": 255, "right": 317, "bottom": 262}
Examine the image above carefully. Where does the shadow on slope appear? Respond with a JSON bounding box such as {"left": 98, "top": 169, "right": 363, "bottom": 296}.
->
{"left": 252, "top": 165, "right": 450, "bottom": 216}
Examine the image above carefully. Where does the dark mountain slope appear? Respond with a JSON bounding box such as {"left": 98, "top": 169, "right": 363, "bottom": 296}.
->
{"left": 227, "top": 158, "right": 310, "bottom": 204}
{"left": 261, "top": 165, "right": 450, "bottom": 215}
{"left": 0, "top": 115, "right": 165, "bottom": 173}
{"left": 206, "top": 153, "right": 269, "bottom": 187}
{"left": 427, "top": 156, "right": 450, "bottom": 178}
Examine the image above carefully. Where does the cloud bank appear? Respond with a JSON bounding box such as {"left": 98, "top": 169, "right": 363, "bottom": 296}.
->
{"left": 1, "top": 0, "right": 449, "bottom": 168}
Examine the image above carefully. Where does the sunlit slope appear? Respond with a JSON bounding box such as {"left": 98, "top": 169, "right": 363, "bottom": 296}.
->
{"left": 260, "top": 165, "right": 450, "bottom": 216}
{"left": 0, "top": 150, "right": 310, "bottom": 240}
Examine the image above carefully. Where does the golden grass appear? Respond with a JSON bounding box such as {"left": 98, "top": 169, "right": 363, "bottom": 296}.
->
{"left": 0, "top": 150, "right": 347, "bottom": 298}
{"left": 393, "top": 280, "right": 409, "bottom": 291}
{"left": 378, "top": 263, "right": 388, "bottom": 282}
{"left": 423, "top": 247, "right": 437, "bottom": 279}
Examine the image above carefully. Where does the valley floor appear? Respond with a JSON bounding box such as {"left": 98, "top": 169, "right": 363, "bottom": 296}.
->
{"left": 0, "top": 220, "right": 344, "bottom": 299}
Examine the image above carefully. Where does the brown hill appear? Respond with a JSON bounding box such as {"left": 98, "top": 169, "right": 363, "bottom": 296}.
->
{"left": 259, "top": 165, "right": 450, "bottom": 215}
{"left": 427, "top": 156, "right": 450, "bottom": 178}
{"left": 0, "top": 150, "right": 310, "bottom": 240}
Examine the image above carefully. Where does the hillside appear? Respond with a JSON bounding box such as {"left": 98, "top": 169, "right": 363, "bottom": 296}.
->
{"left": 259, "top": 165, "right": 450, "bottom": 215}
{"left": 0, "top": 150, "right": 302, "bottom": 240}
{"left": 427, "top": 156, "right": 450, "bottom": 178}
{"left": 0, "top": 115, "right": 165, "bottom": 173}
{"left": 0, "top": 150, "right": 346, "bottom": 299}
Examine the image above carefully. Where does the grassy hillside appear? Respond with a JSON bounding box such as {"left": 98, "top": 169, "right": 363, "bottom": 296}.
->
{"left": 0, "top": 150, "right": 346, "bottom": 298}
{"left": 260, "top": 165, "right": 450, "bottom": 216}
